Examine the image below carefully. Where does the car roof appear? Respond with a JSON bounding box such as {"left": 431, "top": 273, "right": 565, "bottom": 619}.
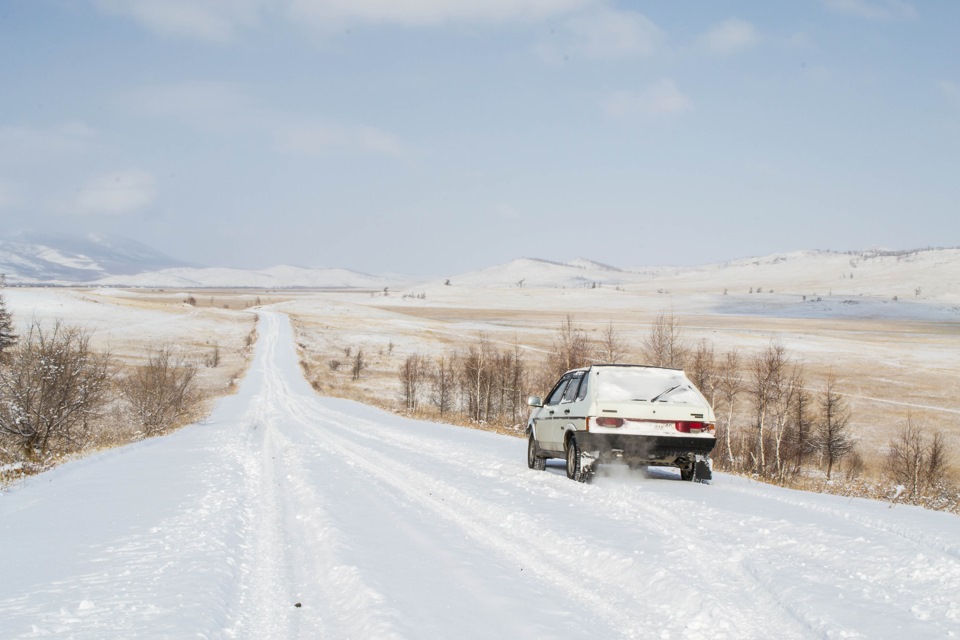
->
{"left": 561, "top": 363, "right": 684, "bottom": 376}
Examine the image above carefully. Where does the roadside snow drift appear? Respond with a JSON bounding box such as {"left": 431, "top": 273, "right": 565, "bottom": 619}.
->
{"left": 1, "top": 312, "right": 959, "bottom": 639}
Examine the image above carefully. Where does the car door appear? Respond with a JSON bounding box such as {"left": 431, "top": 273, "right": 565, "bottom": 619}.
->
{"left": 557, "top": 370, "right": 589, "bottom": 439}
{"left": 535, "top": 374, "right": 572, "bottom": 452}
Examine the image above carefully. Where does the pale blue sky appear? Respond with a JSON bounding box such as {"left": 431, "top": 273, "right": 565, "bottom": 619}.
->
{"left": 1, "top": 0, "right": 958, "bottom": 275}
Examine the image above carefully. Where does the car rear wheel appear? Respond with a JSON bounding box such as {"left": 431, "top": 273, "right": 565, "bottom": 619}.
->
{"left": 565, "top": 436, "right": 588, "bottom": 483}
{"left": 527, "top": 432, "right": 546, "bottom": 470}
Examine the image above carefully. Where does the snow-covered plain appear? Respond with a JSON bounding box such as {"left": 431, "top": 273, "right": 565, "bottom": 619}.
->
{"left": 2, "top": 311, "right": 959, "bottom": 639}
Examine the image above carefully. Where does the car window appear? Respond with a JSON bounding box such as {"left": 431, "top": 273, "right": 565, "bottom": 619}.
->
{"left": 593, "top": 367, "right": 707, "bottom": 405}
{"left": 561, "top": 372, "right": 583, "bottom": 403}
{"left": 546, "top": 378, "right": 570, "bottom": 406}
{"left": 576, "top": 372, "right": 589, "bottom": 401}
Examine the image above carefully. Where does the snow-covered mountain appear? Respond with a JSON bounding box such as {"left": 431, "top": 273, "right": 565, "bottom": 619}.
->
{"left": 0, "top": 231, "right": 191, "bottom": 284}
{"left": 447, "top": 257, "right": 633, "bottom": 289}
{"left": 0, "top": 232, "right": 415, "bottom": 289}
{"left": 438, "top": 249, "right": 960, "bottom": 305}
{"left": 95, "top": 265, "right": 407, "bottom": 290}
{"left": 3, "top": 232, "right": 958, "bottom": 300}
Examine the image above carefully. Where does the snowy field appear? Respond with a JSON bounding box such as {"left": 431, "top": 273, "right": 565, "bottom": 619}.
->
{"left": 2, "top": 311, "right": 959, "bottom": 639}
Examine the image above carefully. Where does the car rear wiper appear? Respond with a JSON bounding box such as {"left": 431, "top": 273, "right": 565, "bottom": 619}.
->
{"left": 650, "top": 384, "right": 682, "bottom": 403}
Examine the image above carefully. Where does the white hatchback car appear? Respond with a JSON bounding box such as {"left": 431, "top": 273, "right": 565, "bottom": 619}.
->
{"left": 526, "top": 364, "right": 716, "bottom": 482}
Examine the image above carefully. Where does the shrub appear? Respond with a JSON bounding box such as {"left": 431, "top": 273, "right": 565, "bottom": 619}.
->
{"left": 123, "top": 346, "right": 198, "bottom": 436}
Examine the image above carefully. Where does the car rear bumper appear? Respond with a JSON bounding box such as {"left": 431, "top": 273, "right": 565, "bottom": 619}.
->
{"left": 578, "top": 433, "right": 716, "bottom": 459}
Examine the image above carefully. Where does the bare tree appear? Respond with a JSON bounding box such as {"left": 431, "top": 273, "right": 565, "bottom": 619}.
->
{"left": 351, "top": 347, "right": 367, "bottom": 380}
{"left": 817, "top": 373, "right": 854, "bottom": 480}
{"left": 0, "top": 321, "right": 112, "bottom": 460}
{"left": 430, "top": 354, "right": 457, "bottom": 416}
{"left": 124, "top": 345, "right": 198, "bottom": 436}
{"left": 460, "top": 334, "right": 496, "bottom": 422}
{"left": 747, "top": 342, "right": 780, "bottom": 474}
{"left": 597, "top": 321, "right": 628, "bottom": 364}
{"left": 927, "top": 431, "right": 949, "bottom": 485}
{"left": 887, "top": 418, "right": 925, "bottom": 496}
{"left": 786, "top": 379, "right": 817, "bottom": 476}
{"left": 487, "top": 342, "right": 530, "bottom": 426}
{"left": 547, "top": 315, "right": 593, "bottom": 379}
{"left": 205, "top": 343, "right": 221, "bottom": 368}
{"left": 689, "top": 340, "right": 718, "bottom": 405}
{"left": 886, "top": 418, "right": 949, "bottom": 496}
{"left": 713, "top": 348, "right": 743, "bottom": 468}
{"left": 641, "top": 311, "right": 687, "bottom": 368}
{"left": 771, "top": 361, "right": 804, "bottom": 482}
{"left": 398, "top": 353, "right": 427, "bottom": 410}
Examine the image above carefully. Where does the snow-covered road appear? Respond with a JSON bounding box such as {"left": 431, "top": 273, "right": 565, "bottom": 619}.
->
{"left": 2, "top": 311, "right": 959, "bottom": 639}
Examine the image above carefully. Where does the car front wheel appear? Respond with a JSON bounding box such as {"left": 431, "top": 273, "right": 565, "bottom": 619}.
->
{"left": 527, "top": 432, "right": 546, "bottom": 470}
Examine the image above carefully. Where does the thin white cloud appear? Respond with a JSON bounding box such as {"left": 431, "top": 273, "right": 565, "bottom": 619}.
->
{"left": 286, "top": 0, "right": 592, "bottom": 29}
{"left": 822, "top": 0, "right": 917, "bottom": 21}
{"left": 122, "top": 82, "right": 406, "bottom": 157}
{"left": 274, "top": 121, "right": 405, "bottom": 156}
{"left": 938, "top": 80, "right": 960, "bottom": 109}
{"left": 700, "top": 18, "right": 760, "bottom": 56}
{"left": 0, "top": 122, "right": 99, "bottom": 159}
{"left": 602, "top": 79, "right": 693, "bottom": 118}
{"left": 355, "top": 126, "right": 405, "bottom": 156}
{"left": 94, "top": 0, "right": 271, "bottom": 42}
{"left": 72, "top": 169, "right": 157, "bottom": 216}
{"left": 94, "top": 0, "right": 594, "bottom": 41}
{"left": 120, "top": 81, "right": 252, "bottom": 133}
{"left": 539, "top": 8, "right": 663, "bottom": 61}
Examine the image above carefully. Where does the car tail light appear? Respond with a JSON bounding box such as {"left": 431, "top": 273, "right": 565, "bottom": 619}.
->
{"left": 594, "top": 417, "right": 624, "bottom": 428}
{"left": 675, "top": 421, "right": 706, "bottom": 433}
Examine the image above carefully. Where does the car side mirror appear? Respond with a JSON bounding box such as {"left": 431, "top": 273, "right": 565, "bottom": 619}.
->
{"left": 527, "top": 395, "right": 543, "bottom": 408}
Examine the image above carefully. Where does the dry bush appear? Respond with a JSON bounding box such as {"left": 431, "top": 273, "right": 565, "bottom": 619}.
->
{"left": 885, "top": 418, "right": 954, "bottom": 503}
{"left": 0, "top": 321, "right": 112, "bottom": 462}
{"left": 122, "top": 346, "right": 199, "bottom": 437}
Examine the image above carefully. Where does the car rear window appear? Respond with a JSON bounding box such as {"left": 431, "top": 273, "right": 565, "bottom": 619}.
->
{"left": 593, "top": 367, "right": 706, "bottom": 405}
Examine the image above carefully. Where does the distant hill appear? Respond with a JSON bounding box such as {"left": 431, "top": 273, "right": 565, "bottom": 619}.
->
{"left": 0, "top": 232, "right": 412, "bottom": 289}
{"left": 3, "top": 232, "right": 958, "bottom": 302}
{"left": 447, "top": 258, "right": 632, "bottom": 289}
{"left": 0, "top": 231, "right": 191, "bottom": 284}
{"left": 431, "top": 249, "right": 960, "bottom": 306}
{"left": 95, "top": 265, "right": 406, "bottom": 290}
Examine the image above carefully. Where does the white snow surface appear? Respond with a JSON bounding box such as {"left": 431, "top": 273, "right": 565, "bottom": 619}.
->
{"left": 2, "top": 311, "right": 959, "bottom": 639}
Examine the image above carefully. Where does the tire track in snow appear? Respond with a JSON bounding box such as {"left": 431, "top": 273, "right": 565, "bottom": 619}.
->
{"left": 272, "top": 384, "right": 853, "bottom": 638}
{"left": 276, "top": 388, "right": 808, "bottom": 640}
{"left": 225, "top": 311, "right": 401, "bottom": 640}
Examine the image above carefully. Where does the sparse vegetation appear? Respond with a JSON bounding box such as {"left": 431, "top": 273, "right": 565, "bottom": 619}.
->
{"left": 0, "top": 321, "right": 111, "bottom": 462}
{"left": 123, "top": 345, "right": 199, "bottom": 437}
{"left": 294, "top": 309, "right": 959, "bottom": 515}
{"left": 1, "top": 297, "right": 258, "bottom": 484}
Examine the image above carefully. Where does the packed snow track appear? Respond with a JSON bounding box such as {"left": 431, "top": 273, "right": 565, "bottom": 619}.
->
{"left": 2, "top": 312, "right": 959, "bottom": 639}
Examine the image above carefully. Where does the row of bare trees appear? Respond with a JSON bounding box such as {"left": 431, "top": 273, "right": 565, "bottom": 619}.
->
{"left": 392, "top": 312, "right": 956, "bottom": 509}
{"left": 398, "top": 335, "right": 529, "bottom": 428}
{"left": 683, "top": 340, "right": 856, "bottom": 482}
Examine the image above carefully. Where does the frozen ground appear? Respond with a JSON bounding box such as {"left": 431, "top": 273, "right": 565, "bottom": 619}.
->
{"left": 2, "top": 311, "right": 959, "bottom": 639}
